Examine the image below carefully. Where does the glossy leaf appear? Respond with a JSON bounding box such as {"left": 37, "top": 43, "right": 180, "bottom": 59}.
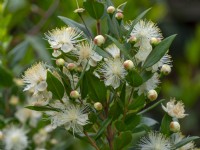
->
{"left": 114, "top": 131, "right": 132, "bottom": 150}
{"left": 174, "top": 136, "right": 200, "bottom": 149}
{"left": 95, "top": 118, "right": 112, "bottom": 140}
{"left": 46, "top": 71, "right": 64, "bottom": 100}
{"left": 83, "top": 0, "right": 105, "bottom": 20}
{"left": 126, "top": 8, "right": 151, "bottom": 37}
{"left": 26, "top": 105, "right": 59, "bottom": 112}
{"left": 128, "top": 94, "right": 146, "bottom": 110}
{"left": 86, "top": 72, "right": 107, "bottom": 102}
{"left": 143, "top": 35, "right": 177, "bottom": 68}
{"left": 160, "top": 114, "right": 172, "bottom": 136}
{"left": 58, "top": 16, "right": 91, "bottom": 38}
{"left": 126, "top": 70, "right": 143, "bottom": 87}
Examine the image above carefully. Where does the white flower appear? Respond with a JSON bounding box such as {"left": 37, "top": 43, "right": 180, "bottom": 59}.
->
{"left": 23, "top": 62, "right": 47, "bottom": 95}
{"left": 151, "top": 54, "right": 172, "bottom": 72}
{"left": 129, "top": 20, "right": 162, "bottom": 63}
{"left": 97, "top": 58, "right": 127, "bottom": 89}
{"left": 162, "top": 98, "right": 187, "bottom": 119}
{"left": 171, "top": 133, "right": 195, "bottom": 150}
{"left": 135, "top": 73, "right": 160, "bottom": 95}
{"left": 15, "top": 107, "right": 42, "bottom": 127}
{"left": 3, "top": 126, "right": 28, "bottom": 150}
{"left": 46, "top": 101, "right": 89, "bottom": 134}
{"left": 45, "top": 27, "right": 83, "bottom": 57}
{"left": 75, "top": 41, "right": 102, "bottom": 69}
{"left": 105, "top": 44, "right": 120, "bottom": 58}
{"left": 137, "top": 132, "right": 172, "bottom": 150}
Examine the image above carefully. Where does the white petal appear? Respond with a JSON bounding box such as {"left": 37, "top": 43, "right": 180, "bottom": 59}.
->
{"left": 91, "top": 52, "right": 102, "bottom": 61}
{"left": 37, "top": 81, "right": 47, "bottom": 92}
{"left": 52, "top": 50, "right": 62, "bottom": 57}
{"left": 61, "top": 43, "right": 74, "bottom": 53}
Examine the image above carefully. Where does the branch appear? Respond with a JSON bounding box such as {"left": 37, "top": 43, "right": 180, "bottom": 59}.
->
{"left": 84, "top": 131, "right": 100, "bottom": 150}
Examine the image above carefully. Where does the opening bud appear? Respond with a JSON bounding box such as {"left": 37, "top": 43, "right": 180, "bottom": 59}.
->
{"left": 70, "top": 90, "right": 80, "bottom": 99}
{"left": 150, "top": 37, "right": 161, "bottom": 46}
{"left": 107, "top": 6, "right": 115, "bottom": 14}
{"left": 67, "top": 63, "right": 77, "bottom": 71}
{"left": 147, "top": 90, "right": 158, "bottom": 101}
{"left": 94, "top": 102, "right": 103, "bottom": 111}
{"left": 128, "top": 36, "right": 137, "bottom": 44}
{"left": 94, "top": 35, "right": 105, "bottom": 46}
{"left": 124, "top": 60, "right": 134, "bottom": 70}
{"left": 161, "top": 64, "right": 171, "bottom": 75}
{"left": 56, "top": 58, "right": 65, "bottom": 66}
{"left": 170, "top": 121, "right": 180, "bottom": 132}
{"left": 115, "top": 12, "right": 124, "bottom": 20}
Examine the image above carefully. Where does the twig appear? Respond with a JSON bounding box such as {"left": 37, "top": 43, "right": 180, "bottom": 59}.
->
{"left": 83, "top": 131, "right": 100, "bottom": 150}
{"left": 97, "top": 19, "right": 101, "bottom": 35}
{"left": 28, "top": 0, "right": 60, "bottom": 35}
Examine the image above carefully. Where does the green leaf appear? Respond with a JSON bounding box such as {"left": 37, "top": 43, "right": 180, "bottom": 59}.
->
{"left": 86, "top": 72, "right": 107, "bottom": 102}
{"left": 0, "top": 64, "right": 13, "bottom": 87}
{"left": 25, "top": 106, "right": 59, "bottom": 112}
{"left": 128, "top": 94, "right": 145, "bottom": 110}
{"left": 106, "top": 35, "right": 131, "bottom": 59}
{"left": 58, "top": 16, "right": 91, "bottom": 38}
{"left": 120, "top": 83, "right": 126, "bottom": 105}
{"left": 140, "top": 70, "right": 154, "bottom": 83}
{"left": 8, "top": 40, "right": 29, "bottom": 66}
{"left": 114, "top": 131, "right": 132, "bottom": 150}
{"left": 143, "top": 35, "right": 177, "bottom": 68}
{"left": 95, "top": 46, "right": 111, "bottom": 58}
{"left": 80, "top": 74, "right": 89, "bottom": 99}
{"left": 95, "top": 118, "right": 112, "bottom": 140}
{"left": 109, "top": 101, "right": 122, "bottom": 120}
{"left": 115, "top": 120, "right": 126, "bottom": 132}
{"left": 160, "top": 114, "right": 172, "bottom": 136}
{"left": 174, "top": 136, "right": 200, "bottom": 149}
{"left": 138, "top": 99, "right": 165, "bottom": 115}
{"left": 83, "top": 0, "right": 105, "bottom": 20}
{"left": 124, "top": 113, "right": 141, "bottom": 130}
{"left": 141, "top": 117, "right": 158, "bottom": 127}
{"left": 126, "top": 8, "right": 151, "bottom": 38}
{"left": 46, "top": 71, "right": 64, "bottom": 100}
{"left": 126, "top": 70, "right": 143, "bottom": 87}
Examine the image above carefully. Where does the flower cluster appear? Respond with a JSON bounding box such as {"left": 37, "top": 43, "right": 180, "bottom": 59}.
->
{"left": 20, "top": 1, "right": 199, "bottom": 150}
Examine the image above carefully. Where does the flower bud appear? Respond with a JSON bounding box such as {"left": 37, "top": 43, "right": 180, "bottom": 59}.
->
{"left": 107, "top": 6, "right": 115, "bottom": 14}
{"left": 70, "top": 90, "right": 80, "bottom": 99}
{"left": 94, "top": 102, "right": 103, "bottom": 111}
{"left": 147, "top": 90, "right": 158, "bottom": 101}
{"left": 67, "top": 63, "right": 77, "bottom": 71}
{"left": 160, "top": 64, "right": 171, "bottom": 75}
{"left": 128, "top": 36, "right": 137, "bottom": 44}
{"left": 0, "top": 131, "right": 3, "bottom": 140}
{"left": 123, "top": 60, "right": 134, "bottom": 70}
{"left": 170, "top": 121, "right": 180, "bottom": 132}
{"left": 115, "top": 12, "right": 124, "bottom": 20}
{"left": 150, "top": 37, "right": 161, "bottom": 46}
{"left": 50, "top": 138, "right": 58, "bottom": 145}
{"left": 56, "top": 58, "right": 65, "bottom": 66}
{"left": 74, "top": 8, "right": 85, "bottom": 13}
{"left": 94, "top": 35, "right": 105, "bottom": 46}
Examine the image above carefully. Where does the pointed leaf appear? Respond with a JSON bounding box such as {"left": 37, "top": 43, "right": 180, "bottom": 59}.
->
{"left": 174, "top": 136, "right": 200, "bottom": 149}
{"left": 160, "top": 114, "right": 172, "bottom": 136}
{"left": 114, "top": 131, "right": 132, "bottom": 150}
{"left": 47, "top": 71, "right": 64, "bottom": 100}
{"left": 143, "top": 35, "right": 177, "bottom": 68}
{"left": 95, "top": 118, "right": 112, "bottom": 140}
{"left": 83, "top": 0, "right": 105, "bottom": 20}
{"left": 58, "top": 16, "right": 91, "bottom": 38}
{"left": 25, "top": 106, "right": 59, "bottom": 111}
{"left": 0, "top": 65, "right": 13, "bottom": 87}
